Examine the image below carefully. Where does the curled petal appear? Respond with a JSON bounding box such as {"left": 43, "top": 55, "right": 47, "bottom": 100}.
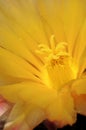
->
{"left": 46, "top": 88, "right": 76, "bottom": 128}
{"left": 4, "top": 103, "right": 45, "bottom": 130}
{"left": 0, "top": 97, "right": 11, "bottom": 118}
{"left": 4, "top": 102, "right": 27, "bottom": 130}
{"left": 71, "top": 78, "right": 86, "bottom": 115}
{"left": 0, "top": 81, "right": 57, "bottom": 107}
{"left": 0, "top": 82, "right": 57, "bottom": 129}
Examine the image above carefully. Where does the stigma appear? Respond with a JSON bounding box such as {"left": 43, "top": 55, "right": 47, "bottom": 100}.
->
{"left": 37, "top": 35, "right": 77, "bottom": 91}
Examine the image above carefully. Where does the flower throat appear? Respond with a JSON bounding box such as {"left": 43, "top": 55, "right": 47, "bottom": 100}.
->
{"left": 37, "top": 36, "right": 77, "bottom": 91}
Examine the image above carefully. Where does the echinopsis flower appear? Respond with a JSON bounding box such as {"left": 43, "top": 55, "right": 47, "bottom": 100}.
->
{"left": 0, "top": 0, "right": 86, "bottom": 129}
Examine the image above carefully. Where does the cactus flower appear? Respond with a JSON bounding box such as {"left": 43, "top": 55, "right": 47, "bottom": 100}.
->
{"left": 0, "top": 0, "right": 86, "bottom": 130}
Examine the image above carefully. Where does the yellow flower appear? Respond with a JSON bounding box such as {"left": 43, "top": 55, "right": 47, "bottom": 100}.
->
{"left": 0, "top": 0, "right": 86, "bottom": 129}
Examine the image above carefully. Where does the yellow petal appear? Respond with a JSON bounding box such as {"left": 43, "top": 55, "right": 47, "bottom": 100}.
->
{"left": 71, "top": 78, "right": 86, "bottom": 95}
{"left": 46, "top": 88, "right": 76, "bottom": 127}
{"left": 73, "top": 20, "right": 86, "bottom": 67}
{"left": 77, "top": 48, "right": 86, "bottom": 77}
{"left": 0, "top": 23, "right": 42, "bottom": 69}
{"left": 0, "top": 0, "right": 46, "bottom": 68}
{"left": 71, "top": 78, "right": 86, "bottom": 115}
{"left": 36, "top": 0, "right": 66, "bottom": 43}
{"left": 0, "top": 0, "right": 49, "bottom": 49}
{"left": 19, "top": 82, "right": 57, "bottom": 109}
{"left": 4, "top": 102, "right": 25, "bottom": 130}
{"left": 0, "top": 47, "right": 40, "bottom": 83}
{"left": 24, "top": 106, "right": 45, "bottom": 130}
{"left": 5, "top": 103, "right": 45, "bottom": 130}
{"left": 0, "top": 81, "right": 56, "bottom": 128}
{"left": 0, "top": 81, "right": 57, "bottom": 107}
{"left": 61, "top": 0, "right": 86, "bottom": 54}
{"left": 36, "top": 0, "right": 86, "bottom": 52}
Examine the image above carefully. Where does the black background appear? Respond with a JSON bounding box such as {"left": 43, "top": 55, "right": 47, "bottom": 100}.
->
{"left": 0, "top": 114, "right": 86, "bottom": 130}
{"left": 34, "top": 115, "right": 86, "bottom": 130}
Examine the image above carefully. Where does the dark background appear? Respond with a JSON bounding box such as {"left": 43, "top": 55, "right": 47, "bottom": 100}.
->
{"left": 0, "top": 114, "right": 86, "bottom": 130}
{"left": 34, "top": 115, "right": 86, "bottom": 130}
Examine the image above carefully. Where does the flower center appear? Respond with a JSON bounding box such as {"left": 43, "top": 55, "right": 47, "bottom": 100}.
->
{"left": 37, "top": 36, "right": 77, "bottom": 91}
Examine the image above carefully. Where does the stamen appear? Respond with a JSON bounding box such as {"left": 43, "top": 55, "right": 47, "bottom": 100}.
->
{"left": 50, "top": 35, "right": 56, "bottom": 50}
{"left": 36, "top": 35, "right": 77, "bottom": 91}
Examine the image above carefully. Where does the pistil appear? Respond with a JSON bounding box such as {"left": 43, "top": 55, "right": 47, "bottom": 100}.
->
{"left": 37, "top": 35, "right": 77, "bottom": 91}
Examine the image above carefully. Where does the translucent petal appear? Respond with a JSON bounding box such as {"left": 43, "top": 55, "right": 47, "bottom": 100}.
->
{"left": 4, "top": 102, "right": 26, "bottom": 130}
{"left": 24, "top": 106, "right": 45, "bottom": 130}
{"left": 4, "top": 103, "right": 45, "bottom": 130}
{"left": 0, "top": 97, "right": 10, "bottom": 117}
{"left": 71, "top": 78, "right": 86, "bottom": 115}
